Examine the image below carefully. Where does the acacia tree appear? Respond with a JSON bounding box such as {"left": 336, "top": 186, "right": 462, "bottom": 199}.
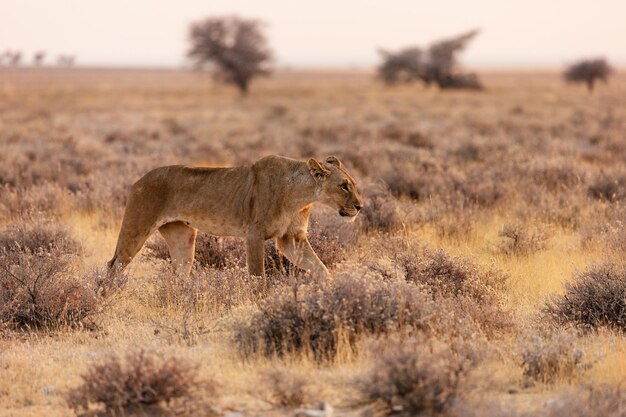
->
{"left": 564, "top": 58, "right": 611, "bottom": 92}
{"left": 188, "top": 16, "right": 272, "bottom": 96}
{"left": 378, "top": 29, "right": 482, "bottom": 90}
{"left": 33, "top": 51, "right": 46, "bottom": 66}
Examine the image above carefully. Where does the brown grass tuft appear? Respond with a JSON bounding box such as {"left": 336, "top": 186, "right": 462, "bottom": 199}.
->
{"left": 358, "top": 335, "right": 481, "bottom": 417}
{"left": 0, "top": 248, "right": 100, "bottom": 331}
{"left": 497, "top": 223, "right": 549, "bottom": 256}
{"left": 519, "top": 329, "right": 587, "bottom": 384}
{"left": 67, "top": 349, "right": 215, "bottom": 416}
{"left": 260, "top": 367, "right": 311, "bottom": 408}
{"left": 0, "top": 220, "right": 81, "bottom": 256}
{"left": 545, "top": 263, "right": 626, "bottom": 332}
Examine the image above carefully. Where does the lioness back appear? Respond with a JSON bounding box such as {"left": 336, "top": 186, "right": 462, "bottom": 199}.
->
{"left": 125, "top": 164, "right": 255, "bottom": 238}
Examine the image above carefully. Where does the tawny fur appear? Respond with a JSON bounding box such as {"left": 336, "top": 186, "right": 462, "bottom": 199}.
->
{"left": 108, "top": 155, "right": 363, "bottom": 279}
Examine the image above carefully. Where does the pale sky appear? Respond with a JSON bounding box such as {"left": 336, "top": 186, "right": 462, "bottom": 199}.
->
{"left": 1, "top": 0, "right": 625, "bottom": 68}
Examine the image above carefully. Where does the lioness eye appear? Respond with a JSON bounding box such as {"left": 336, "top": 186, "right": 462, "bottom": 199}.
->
{"left": 341, "top": 183, "right": 349, "bottom": 192}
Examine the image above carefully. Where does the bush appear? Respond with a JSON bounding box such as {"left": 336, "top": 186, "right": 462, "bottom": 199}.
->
{"left": 358, "top": 336, "right": 480, "bottom": 416}
{"left": 564, "top": 58, "right": 611, "bottom": 92}
{"left": 519, "top": 329, "right": 586, "bottom": 384}
{"left": 306, "top": 214, "right": 353, "bottom": 268}
{"left": 235, "top": 268, "right": 445, "bottom": 361}
{"left": 379, "top": 154, "right": 444, "bottom": 201}
{"left": 153, "top": 266, "right": 257, "bottom": 316}
{"left": 261, "top": 367, "right": 311, "bottom": 408}
{"left": 448, "top": 169, "right": 504, "bottom": 209}
{"left": 545, "top": 263, "right": 626, "bottom": 332}
{"left": 146, "top": 233, "right": 244, "bottom": 269}
{"left": 400, "top": 249, "right": 512, "bottom": 335}
{"left": 359, "top": 182, "right": 404, "bottom": 234}
{"left": 0, "top": 221, "right": 81, "bottom": 255}
{"left": 0, "top": 248, "right": 99, "bottom": 331}
{"left": 588, "top": 172, "right": 626, "bottom": 202}
{"left": 401, "top": 249, "right": 506, "bottom": 304}
{"left": 497, "top": 223, "right": 549, "bottom": 256}
{"left": 67, "top": 349, "right": 215, "bottom": 416}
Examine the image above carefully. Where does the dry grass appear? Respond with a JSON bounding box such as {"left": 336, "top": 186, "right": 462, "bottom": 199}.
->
{"left": 1, "top": 68, "right": 626, "bottom": 416}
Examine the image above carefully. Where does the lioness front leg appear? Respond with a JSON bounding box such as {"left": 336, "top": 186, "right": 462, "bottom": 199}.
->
{"left": 277, "top": 234, "right": 330, "bottom": 280}
{"left": 246, "top": 230, "right": 265, "bottom": 277}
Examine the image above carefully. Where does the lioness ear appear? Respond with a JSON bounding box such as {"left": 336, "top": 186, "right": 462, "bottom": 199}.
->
{"left": 325, "top": 156, "right": 343, "bottom": 168}
{"left": 308, "top": 158, "right": 330, "bottom": 181}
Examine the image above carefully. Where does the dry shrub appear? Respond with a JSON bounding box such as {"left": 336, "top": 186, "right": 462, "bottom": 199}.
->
{"left": 588, "top": 171, "right": 626, "bottom": 202}
{"left": 261, "top": 367, "right": 311, "bottom": 408}
{"left": 563, "top": 58, "right": 612, "bottom": 91}
{"left": 545, "top": 263, "right": 626, "bottom": 332}
{"left": 0, "top": 220, "right": 81, "bottom": 255}
{"left": 0, "top": 248, "right": 99, "bottom": 331}
{"left": 519, "top": 329, "right": 587, "bottom": 384}
{"left": 359, "top": 182, "right": 404, "bottom": 234}
{"left": 381, "top": 164, "right": 435, "bottom": 201}
{"left": 401, "top": 249, "right": 506, "bottom": 304}
{"left": 67, "top": 349, "right": 215, "bottom": 416}
{"left": 379, "top": 125, "right": 434, "bottom": 149}
{"left": 497, "top": 223, "right": 549, "bottom": 256}
{"left": 307, "top": 215, "right": 352, "bottom": 268}
{"left": 358, "top": 335, "right": 481, "bottom": 417}
{"left": 0, "top": 183, "right": 71, "bottom": 218}
{"left": 235, "top": 268, "right": 447, "bottom": 361}
{"left": 448, "top": 169, "right": 504, "bottom": 209}
{"left": 376, "top": 147, "right": 444, "bottom": 201}
{"left": 546, "top": 385, "right": 626, "bottom": 417}
{"left": 154, "top": 266, "right": 257, "bottom": 316}
{"left": 400, "top": 249, "right": 512, "bottom": 334}
{"left": 516, "top": 192, "right": 582, "bottom": 230}
{"left": 146, "top": 234, "right": 244, "bottom": 270}
{"left": 529, "top": 160, "right": 585, "bottom": 193}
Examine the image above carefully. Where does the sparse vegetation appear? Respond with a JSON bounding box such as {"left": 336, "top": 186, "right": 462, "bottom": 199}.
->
{"left": 1, "top": 67, "right": 626, "bottom": 416}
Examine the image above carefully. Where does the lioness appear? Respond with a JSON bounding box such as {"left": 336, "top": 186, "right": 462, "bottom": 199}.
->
{"left": 108, "top": 155, "right": 362, "bottom": 279}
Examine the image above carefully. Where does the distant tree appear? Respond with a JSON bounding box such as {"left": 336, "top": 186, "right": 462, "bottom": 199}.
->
{"left": 57, "top": 55, "right": 75, "bottom": 67}
{"left": 378, "top": 47, "right": 423, "bottom": 84}
{"left": 564, "top": 58, "right": 611, "bottom": 92}
{"left": 187, "top": 16, "right": 272, "bottom": 96}
{"left": 33, "top": 51, "right": 46, "bottom": 66}
{"left": 4, "top": 50, "right": 22, "bottom": 67}
{"left": 378, "top": 29, "right": 482, "bottom": 90}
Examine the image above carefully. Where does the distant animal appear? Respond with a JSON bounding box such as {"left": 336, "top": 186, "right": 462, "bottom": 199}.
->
{"left": 108, "top": 155, "right": 363, "bottom": 280}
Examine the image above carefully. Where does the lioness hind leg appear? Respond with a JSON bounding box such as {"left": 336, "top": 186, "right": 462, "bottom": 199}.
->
{"left": 159, "top": 221, "right": 197, "bottom": 276}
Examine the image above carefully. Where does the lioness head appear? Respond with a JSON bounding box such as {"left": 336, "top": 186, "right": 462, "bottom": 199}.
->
{"left": 308, "top": 156, "right": 363, "bottom": 220}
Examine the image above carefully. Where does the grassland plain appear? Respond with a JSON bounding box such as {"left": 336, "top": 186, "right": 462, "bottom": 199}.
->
{"left": 1, "top": 68, "right": 626, "bottom": 416}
